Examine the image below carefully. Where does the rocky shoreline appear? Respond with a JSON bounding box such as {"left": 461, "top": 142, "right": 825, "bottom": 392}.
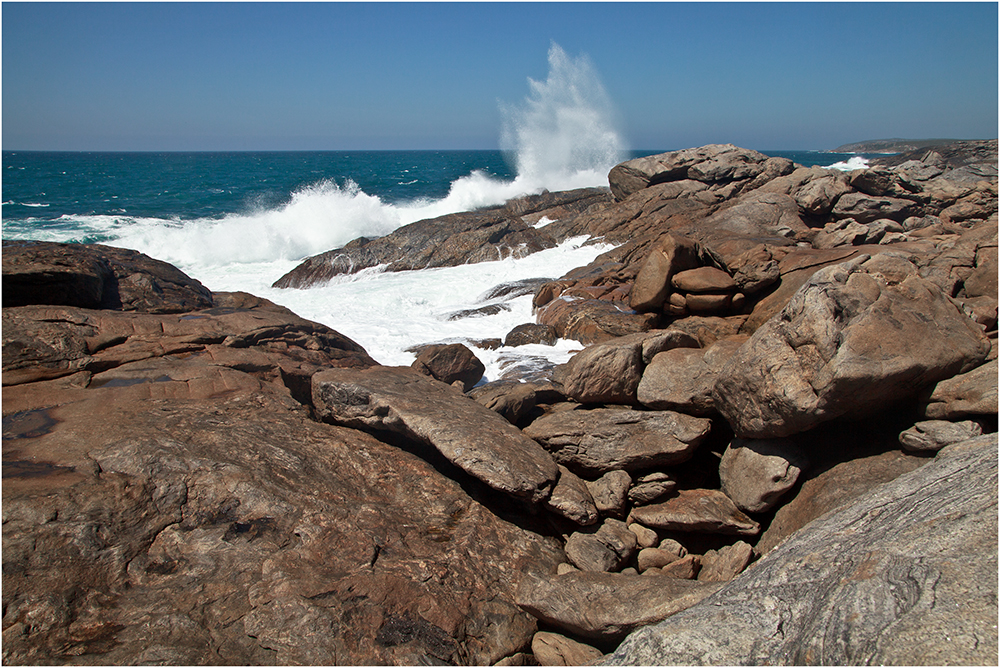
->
{"left": 3, "top": 141, "right": 997, "bottom": 665}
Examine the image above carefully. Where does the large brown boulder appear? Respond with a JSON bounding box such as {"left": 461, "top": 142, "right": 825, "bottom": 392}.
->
{"left": 552, "top": 329, "right": 699, "bottom": 405}
{"left": 2, "top": 317, "right": 562, "bottom": 665}
{"left": 523, "top": 407, "right": 712, "bottom": 476}
{"left": 312, "top": 365, "right": 559, "bottom": 504}
{"left": 607, "top": 145, "right": 775, "bottom": 201}
{"left": 2, "top": 240, "right": 213, "bottom": 313}
{"left": 714, "top": 254, "right": 990, "bottom": 439}
{"left": 605, "top": 434, "right": 998, "bottom": 666}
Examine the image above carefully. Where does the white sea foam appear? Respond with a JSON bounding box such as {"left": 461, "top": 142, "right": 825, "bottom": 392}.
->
{"left": 21, "top": 42, "right": 628, "bottom": 379}
{"left": 825, "top": 156, "right": 870, "bottom": 171}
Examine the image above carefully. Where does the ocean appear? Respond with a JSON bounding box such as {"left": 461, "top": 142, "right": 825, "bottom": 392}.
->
{"left": 1, "top": 147, "right": 876, "bottom": 382}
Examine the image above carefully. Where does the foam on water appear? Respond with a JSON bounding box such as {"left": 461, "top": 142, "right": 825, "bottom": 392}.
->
{"left": 825, "top": 155, "right": 870, "bottom": 171}
{"left": 7, "top": 43, "right": 628, "bottom": 379}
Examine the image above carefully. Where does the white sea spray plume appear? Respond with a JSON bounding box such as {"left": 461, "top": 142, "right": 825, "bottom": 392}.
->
{"left": 499, "top": 42, "right": 628, "bottom": 192}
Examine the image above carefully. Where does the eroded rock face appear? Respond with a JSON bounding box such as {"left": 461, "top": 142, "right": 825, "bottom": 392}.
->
{"left": 605, "top": 435, "right": 999, "bottom": 666}
{"left": 714, "top": 255, "right": 990, "bottom": 439}
{"left": 2, "top": 344, "right": 563, "bottom": 665}
{"left": 2, "top": 240, "right": 213, "bottom": 313}
{"left": 312, "top": 365, "right": 559, "bottom": 504}
{"left": 628, "top": 489, "right": 760, "bottom": 536}
{"left": 515, "top": 571, "right": 723, "bottom": 642}
{"left": 523, "top": 407, "right": 711, "bottom": 476}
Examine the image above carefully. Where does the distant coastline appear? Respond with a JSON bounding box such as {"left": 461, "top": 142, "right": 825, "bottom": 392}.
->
{"left": 830, "top": 138, "right": 970, "bottom": 154}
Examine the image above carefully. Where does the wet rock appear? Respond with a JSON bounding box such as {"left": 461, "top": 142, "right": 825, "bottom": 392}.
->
{"left": 312, "top": 365, "right": 559, "bottom": 503}
{"left": 505, "top": 323, "right": 559, "bottom": 347}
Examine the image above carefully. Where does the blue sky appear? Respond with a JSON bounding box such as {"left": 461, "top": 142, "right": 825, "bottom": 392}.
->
{"left": 3, "top": 2, "right": 997, "bottom": 151}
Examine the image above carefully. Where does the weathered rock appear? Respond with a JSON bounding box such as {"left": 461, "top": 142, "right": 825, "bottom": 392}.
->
{"left": 0, "top": 303, "right": 377, "bottom": 391}
{"left": 697, "top": 541, "right": 754, "bottom": 582}
{"left": 670, "top": 266, "right": 736, "bottom": 293}
{"left": 656, "top": 554, "right": 701, "bottom": 580}
{"left": 607, "top": 144, "right": 772, "bottom": 201}
{"left": 626, "top": 523, "right": 660, "bottom": 549}
{"left": 273, "top": 189, "right": 609, "bottom": 288}
{"left": 530, "top": 631, "right": 603, "bottom": 666}
{"left": 312, "top": 365, "right": 558, "bottom": 503}
{"left": 636, "top": 547, "right": 681, "bottom": 572}
{"left": 505, "top": 323, "right": 559, "bottom": 347}
{"left": 920, "top": 358, "right": 998, "bottom": 419}
{"left": 757, "top": 449, "right": 928, "bottom": 554}
{"left": 714, "top": 254, "right": 990, "bottom": 438}
{"left": 411, "top": 342, "right": 485, "bottom": 391}
{"left": 2, "top": 240, "right": 213, "bottom": 313}
{"left": 544, "top": 466, "right": 599, "bottom": 526}
{"left": 515, "top": 570, "right": 723, "bottom": 642}
{"left": 628, "top": 489, "right": 760, "bottom": 536}
{"left": 605, "top": 435, "right": 999, "bottom": 666}
{"left": 718, "top": 438, "right": 809, "bottom": 513}
{"left": 552, "top": 329, "right": 699, "bottom": 405}
{"left": 627, "top": 472, "right": 678, "bottom": 506}
{"left": 2, "top": 339, "right": 562, "bottom": 665}
{"left": 468, "top": 380, "right": 563, "bottom": 427}
{"left": 831, "top": 192, "right": 920, "bottom": 224}
{"left": 628, "top": 235, "right": 714, "bottom": 312}
{"left": 563, "top": 519, "right": 637, "bottom": 573}
{"left": 899, "top": 419, "right": 984, "bottom": 453}
{"left": 536, "top": 296, "right": 658, "bottom": 346}
{"left": 585, "top": 470, "right": 632, "bottom": 519}
{"left": 636, "top": 336, "right": 746, "bottom": 416}
{"left": 695, "top": 191, "right": 810, "bottom": 255}
{"left": 523, "top": 408, "right": 711, "bottom": 477}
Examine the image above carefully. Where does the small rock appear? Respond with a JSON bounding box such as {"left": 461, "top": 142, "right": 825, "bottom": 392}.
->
{"left": 411, "top": 343, "right": 485, "bottom": 392}
{"left": 627, "top": 523, "right": 660, "bottom": 549}
{"left": 637, "top": 547, "right": 682, "bottom": 572}
{"left": 628, "top": 489, "right": 760, "bottom": 536}
{"left": 899, "top": 420, "right": 984, "bottom": 453}
{"left": 531, "top": 631, "right": 604, "bottom": 666}
{"left": 564, "top": 519, "right": 637, "bottom": 573}
{"left": 545, "top": 466, "right": 600, "bottom": 526}
{"left": 659, "top": 554, "right": 701, "bottom": 579}
{"left": 698, "top": 541, "right": 754, "bottom": 582}
{"left": 585, "top": 470, "right": 632, "bottom": 519}
{"left": 718, "top": 438, "right": 809, "bottom": 513}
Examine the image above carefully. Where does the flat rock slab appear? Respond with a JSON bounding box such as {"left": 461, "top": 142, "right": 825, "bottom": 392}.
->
{"left": 628, "top": 489, "right": 760, "bottom": 536}
{"left": 516, "top": 570, "right": 722, "bottom": 642}
{"left": 606, "top": 434, "right": 999, "bottom": 666}
{"left": 312, "top": 365, "right": 559, "bottom": 503}
{"left": 523, "top": 407, "right": 711, "bottom": 476}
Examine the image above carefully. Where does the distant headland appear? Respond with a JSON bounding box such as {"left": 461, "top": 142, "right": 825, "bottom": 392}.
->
{"left": 831, "top": 138, "right": 974, "bottom": 153}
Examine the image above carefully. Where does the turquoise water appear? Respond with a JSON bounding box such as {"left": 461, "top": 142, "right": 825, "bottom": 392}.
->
{"left": 0, "top": 147, "right": 885, "bottom": 378}
{"left": 2, "top": 148, "right": 872, "bottom": 244}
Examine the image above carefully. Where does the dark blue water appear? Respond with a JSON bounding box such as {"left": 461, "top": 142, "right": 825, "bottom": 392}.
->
{"left": 2, "top": 149, "right": 873, "bottom": 236}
